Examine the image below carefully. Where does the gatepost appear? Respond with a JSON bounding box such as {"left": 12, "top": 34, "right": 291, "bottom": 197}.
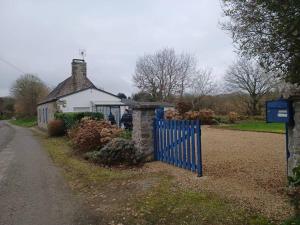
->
{"left": 288, "top": 95, "right": 300, "bottom": 176}
{"left": 132, "top": 102, "right": 159, "bottom": 161}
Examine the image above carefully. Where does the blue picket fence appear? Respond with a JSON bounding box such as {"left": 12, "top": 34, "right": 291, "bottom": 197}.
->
{"left": 154, "top": 119, "right": 203, "bottom": 177}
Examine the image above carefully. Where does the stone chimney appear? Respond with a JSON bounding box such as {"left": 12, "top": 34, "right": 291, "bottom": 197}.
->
{"left": 71, "top": 59, "right": 87, "bottom": 91}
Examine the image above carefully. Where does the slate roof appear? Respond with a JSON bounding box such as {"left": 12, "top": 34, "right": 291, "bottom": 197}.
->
{"left": 38, "top": 76, "right": 96, "bottom": 105}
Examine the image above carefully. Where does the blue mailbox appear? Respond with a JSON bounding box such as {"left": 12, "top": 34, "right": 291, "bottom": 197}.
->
{"left": 266, "top": 99, "right": 292, "bottom": 176}
{"left": 266, "top": 99, "right": 292, "bottom": 123}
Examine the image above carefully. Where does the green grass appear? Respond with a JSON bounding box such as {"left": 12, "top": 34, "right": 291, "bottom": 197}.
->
{"left": 39, "top": 136, "right": 130, "bottom": 185}
{"left": 36, "top": 134, "right": 275, "bottom": 225}
{"left": 219, "top": 120, "right": 285, "bottom": 134}
{"left": 9, "top": 117, "right": 37, "bottom": 127}
{"left": 129, "top": 179, "right": 273, "bottom": 225}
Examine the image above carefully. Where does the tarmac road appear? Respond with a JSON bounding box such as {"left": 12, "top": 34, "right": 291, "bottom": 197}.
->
{"left": 0, "top": 121, "right": 100, "bottom": 225}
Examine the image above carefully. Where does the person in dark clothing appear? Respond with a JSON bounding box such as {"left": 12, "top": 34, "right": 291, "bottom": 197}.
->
{"left": 120, "top": 109, "right": 133, "bottom": 130}
{"left": 108, "top": 112, "right": 116, "bottom": 125}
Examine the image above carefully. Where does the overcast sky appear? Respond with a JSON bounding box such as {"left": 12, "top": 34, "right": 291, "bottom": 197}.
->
{"left": 0, "top": 0, "right": 236, "bottom": 97}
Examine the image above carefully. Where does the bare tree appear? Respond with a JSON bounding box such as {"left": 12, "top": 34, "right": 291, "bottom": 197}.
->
{"left": 133, "top": 48, "right": 196, "bottom": 101}
{"left": 11, "top": 74, "right": 49, "bottom": 117}
{"left": 225, "top": 58, "right": 277, "bottom": 115}
{"left": 189, "top": 68, "right": 216, "bottom": 109}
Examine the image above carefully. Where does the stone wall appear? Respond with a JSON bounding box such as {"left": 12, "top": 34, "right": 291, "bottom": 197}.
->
{"left": 132, "top": 103, "right": 157, "bottom": 161}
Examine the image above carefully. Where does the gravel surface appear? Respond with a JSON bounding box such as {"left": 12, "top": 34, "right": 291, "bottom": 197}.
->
{"left": 145, "top": 126, "right": 292, "bottom": 221}
{"left": 0, "top": 121, "right": 100, "bottom": 225}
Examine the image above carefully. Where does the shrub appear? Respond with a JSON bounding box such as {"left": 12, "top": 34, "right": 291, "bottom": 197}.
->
{"left": 55, "top": 112, "right": 104, "bottom": 130}
{"left": 85, "top": 138, "right": 142, "bottom": 166}
{"left": 0, "top": 114, "right": 11, "bottom": 120}
{"left": 251, "top": 115, "right": 265, "bottom": 121}
{"left": 119, "top": 130, "right": 132, "bottom": 140}
{"left": 210, "top": 119, "right": 219, "bottom": 125}
{"left": 228, "top": 112, "right": 239, "bottom": 124}
{"left": 214, "top": 116, "right": 229, "bottom": 124}
{"left": 164, "top": 109, "right": 183, "bottom": 120}
{"left": 185, "top": 109, "right": 215, "bottom": 124}
{"left": 164, "top": 109, "right": 216, "bottom": 124}
{"left": 48, "top": 119, "right": 65, "bottom": 136}
{"left": 69, "top": 119, "right": 121, "bottom": 153}
{"left": 282, "top": 217, "right": 300, "bottom": 225}
{"left": 176, "top": 101, "right": 192, "bottom": 115}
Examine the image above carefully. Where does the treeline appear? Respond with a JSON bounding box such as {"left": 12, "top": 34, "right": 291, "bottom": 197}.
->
{"left": 131, "top": 48, "right": 281, "bottom": 116}
{"left": 0, "top": 74, "right": 49, "bottom": 119}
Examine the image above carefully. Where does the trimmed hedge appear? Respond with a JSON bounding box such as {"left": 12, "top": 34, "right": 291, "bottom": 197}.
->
{"left": 54, "top": 112, "right": 104, "bottom": 129}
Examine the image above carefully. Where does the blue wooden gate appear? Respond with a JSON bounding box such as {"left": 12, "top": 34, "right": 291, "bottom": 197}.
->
{"left": 153, "top": 113, "right": 203, "bottom": 177}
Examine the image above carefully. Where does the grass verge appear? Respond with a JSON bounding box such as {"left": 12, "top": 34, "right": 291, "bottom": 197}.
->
{"left": 9, "top": 117, "right": 37, "bottom": 127}
{"left": 36, "top": 133, "right": 275, "bottom": 225}
{"left": 218, "top": 120, "right": 285, "bottom": 134}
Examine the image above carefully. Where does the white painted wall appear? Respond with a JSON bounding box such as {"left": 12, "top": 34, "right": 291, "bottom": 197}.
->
{"left": 37, "top": 102, "right": 56, "bottom": 129}
{"left": 58, "top": 88, "right": 123, "bottom": 112}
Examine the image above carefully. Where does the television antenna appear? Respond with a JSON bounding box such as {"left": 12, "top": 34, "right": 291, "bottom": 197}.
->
{"left": 79, "top": 49, "right": 86, "bottom": 60}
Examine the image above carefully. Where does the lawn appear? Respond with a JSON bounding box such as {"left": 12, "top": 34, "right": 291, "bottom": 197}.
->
{"left": 219, "top": 120, "right": 285, "bottom": 134}
{"left": 34, "top": 132, "right": 275, "bottom": 225}
{"left": 9, "top": 117, "right": 37, "bottom": 127}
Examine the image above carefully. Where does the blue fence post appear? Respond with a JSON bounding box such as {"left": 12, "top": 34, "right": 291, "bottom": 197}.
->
{"left": 196, "top": 120, "right": 203, "bottom": 177}
{"left": 178, "top": 120, "right": 183, "bottom": 167}
{"left": 182, "top": 120, "right": 187, "bottom": 169}
{"left": 153, "top": 117, "right": 157, "bottom": 160}
{"left": 166, "top": 120, "right": 170, "bottom": 163}
{"left": 174, "top": 120, "right": 178, "bottom": 166}
{"left": 163, "top": 120, "right": 167, "bottom": 162}
{"left": 186, "top": 120, "right": 191, "bottom": 170}
{"left": 171, "top": 120, "right": 175, "bottom": 165}
{"left": 191, "top": 120, "right": 196, "bottom": 172}
{"left": 168, "top": 120, "right": 172, "bottom": 164}
{"left": 159, "top": 120, "right": 163, "bottom": 161}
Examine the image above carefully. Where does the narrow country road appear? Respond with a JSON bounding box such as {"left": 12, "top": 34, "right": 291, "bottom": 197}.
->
{"left": 0, "top": 121, "right": 100, "bottom": 225}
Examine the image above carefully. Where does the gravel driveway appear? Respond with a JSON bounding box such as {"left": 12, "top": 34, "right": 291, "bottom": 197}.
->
{"left": 201, "top": 127, "right": 290, "bottom": 217}
{"left": 0, "top": 121, "right": 100, "bottom": 225}
{"left": 146, "top": 126, "right": 291, "bottom": 221}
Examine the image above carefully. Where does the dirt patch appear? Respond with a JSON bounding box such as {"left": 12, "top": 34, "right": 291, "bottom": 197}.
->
{"left": 144, "top": 126, "right": 292, "bottom": 221}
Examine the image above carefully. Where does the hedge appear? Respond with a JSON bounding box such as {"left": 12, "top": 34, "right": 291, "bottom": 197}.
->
{"left": 54, "top": 112, "right": 104, "bottom": 130}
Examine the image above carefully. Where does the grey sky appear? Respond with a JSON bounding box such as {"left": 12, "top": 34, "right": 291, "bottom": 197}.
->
{"left": 0, "top": 0, "right": 235, "bottom": 97}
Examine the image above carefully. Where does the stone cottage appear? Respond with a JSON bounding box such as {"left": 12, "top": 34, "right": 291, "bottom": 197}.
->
{"left": 37, "top": 59, "right": 127, "bottom": 129}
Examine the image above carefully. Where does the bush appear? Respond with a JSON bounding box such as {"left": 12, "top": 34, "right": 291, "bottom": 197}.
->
{"left": 85, "top": 138, "right": 142, "bottom": 166}
{"left": 282, "top": 217, "right": 300, "bottom": 225}
{"left": 165, "top": 110, "right": 183, "bottom": 120}
{"left": 69, "top": 119, "right": 121, "bottom": 153}
{"left": 119, "top": 130, "right": 132, "bottom": 140}
{"left": 164, "top": 109, "right": 216, "bottom": 125}
{"left": 251, "top": 115, "right": 265, "bottom": 121}
{"left": 175, "top": 101, "right": 192, "bottom": 115}
{"left": 210, "top": 119, "right": 219, "bottom": 125}
{"left": 228, "top": 112, "right": 239, "bottom": 124}
{"left": 48, "top": 119, "right": 65, "bottom": 136}
{"left": 0, "top": 114, "right": 10, "bottom": 120}
{"left": 55, "top": 112, "right": 104, "bottom": 130}
{"left": 185, "top": 109, "right": 215, "bottom": 124}
{"left": 214, "top": 116, "right": 229, "bottom": 124}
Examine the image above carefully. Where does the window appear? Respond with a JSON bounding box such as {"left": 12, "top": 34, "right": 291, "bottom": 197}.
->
{"left": 96, "top": 105, "right": 121, "bottom": 126}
